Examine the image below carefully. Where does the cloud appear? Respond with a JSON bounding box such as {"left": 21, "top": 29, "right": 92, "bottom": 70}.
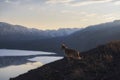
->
{"left": 61, "top": 10, "right": 91, "bottom": 16}
{"left": 46, "top": 0, "right": 74, "bottom": 4}
{"left": 46, "top": 0, "right": 114, "bottom": 6}
{"left": 67, "top": 0, "right": 114, "bottom": 6}
{"left": 114, "top": 1, "right": 120, "bottom": 5}
{"left": 1, "top": 0, "right": 116, "bottom": 6}
{"left": 4, "top": 0, "right": 20, "bottom": 4}
{"left": 4, "top": 0, "right": 10, "bottom": 3}
{"left": 101, "top": 13, "right": 120, "bottom": 21}
{"left": 2, "top": 0, "right": 45, "bottom": 5}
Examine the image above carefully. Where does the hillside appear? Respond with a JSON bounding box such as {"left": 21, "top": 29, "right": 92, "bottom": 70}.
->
{"left": 10, "top": 41, "right": 120, "bottom": 80}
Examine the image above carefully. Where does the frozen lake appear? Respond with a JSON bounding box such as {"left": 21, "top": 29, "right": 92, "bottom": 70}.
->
{"left": 0, "top": 49, "right": 63, "bottom": 80}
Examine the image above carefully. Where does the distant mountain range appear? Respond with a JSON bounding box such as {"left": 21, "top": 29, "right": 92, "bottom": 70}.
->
{"left": 0, "top": 22, "right": 80, "bottom": 40}
{"left": 0, "top": 20, "right": 120, "bottom": 55}
{"left": 22, "top": 20, "right": 120, "bottom": 54}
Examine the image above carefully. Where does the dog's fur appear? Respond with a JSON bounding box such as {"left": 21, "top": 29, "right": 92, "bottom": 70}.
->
{"left": 61, "top": 44, "right": 81, "bottom": 60}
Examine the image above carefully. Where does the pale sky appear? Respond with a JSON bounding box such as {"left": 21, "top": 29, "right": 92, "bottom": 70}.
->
{"left": 0, "top": 0, "right": 120, "bottom": 30}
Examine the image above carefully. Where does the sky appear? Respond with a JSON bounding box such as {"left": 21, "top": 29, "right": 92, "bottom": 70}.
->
{"left": 0, "top": 0, "right": 120, "bottom": 30}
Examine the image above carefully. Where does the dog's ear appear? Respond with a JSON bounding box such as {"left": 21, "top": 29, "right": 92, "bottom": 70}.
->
{"left": 61, "top": 43, "right": 66, "bottom": 47}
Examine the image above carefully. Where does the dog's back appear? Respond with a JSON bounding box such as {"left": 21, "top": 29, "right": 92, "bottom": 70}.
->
{"left": 61, "top": 44, "right": 81, "bottom": 59}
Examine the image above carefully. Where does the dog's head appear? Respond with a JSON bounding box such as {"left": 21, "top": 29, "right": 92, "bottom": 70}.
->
{"left": 61, "top": 43, "right": 67, "bottom": 50}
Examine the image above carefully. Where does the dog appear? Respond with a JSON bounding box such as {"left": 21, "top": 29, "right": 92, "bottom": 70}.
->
{"left": 61, "top": 44, "right": 81, "bottom": 60}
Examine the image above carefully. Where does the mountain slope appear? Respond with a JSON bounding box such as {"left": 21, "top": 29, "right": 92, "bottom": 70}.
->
{"left": 65, "top": 20, "right": 120, "bottom": 51}
{"left": 10, "top": 41, "right": 120, "bottom": 80}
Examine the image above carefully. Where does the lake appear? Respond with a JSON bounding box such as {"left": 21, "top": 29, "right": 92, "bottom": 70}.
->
{"left": 0, "top": 49, "right": 63, "bottom": 80}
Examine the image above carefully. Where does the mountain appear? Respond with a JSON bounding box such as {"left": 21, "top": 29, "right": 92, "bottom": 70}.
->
{"left": 65, "top": 20, "right": 120, "bottom": 51}
{"left": 10, "top": 41, "right": 120, "bottom": 80}
{"left": 1, "top": 20, "right": 120, "bottom": 55}
{"left": 30, "top": 20, "right": 120, "bottom": 53}
{"left": 0, "top": 22, "right": 80, "bottom": 41}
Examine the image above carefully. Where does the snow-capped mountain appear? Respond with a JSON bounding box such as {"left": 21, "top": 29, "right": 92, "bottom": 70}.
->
{"left": 0, "top": 22, "right": 80, "bottom": 40}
